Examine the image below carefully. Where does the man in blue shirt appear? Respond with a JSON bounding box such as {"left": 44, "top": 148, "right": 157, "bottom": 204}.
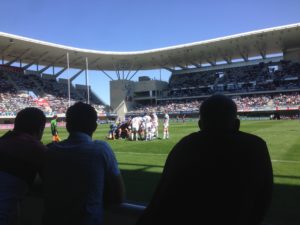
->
{"left": 43, "top": 102, "right": 125, "bottom": 225}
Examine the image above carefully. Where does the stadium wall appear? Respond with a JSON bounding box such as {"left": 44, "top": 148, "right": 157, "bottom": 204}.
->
{"left": 110, "top": 80, "right": 135, "bottom": 110}
{"left": 110, "top": 79, "right": 168, "bottom": 111}
{"left": 134, "top": 79, "right": 168, "bottom": 92}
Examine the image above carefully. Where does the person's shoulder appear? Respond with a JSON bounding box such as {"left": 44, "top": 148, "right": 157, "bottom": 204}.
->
{"left": 46, "top": 142, "right": 55, "bottom": 148}
{"left": 46, "top": 139, "right": 70, "bottom": 151}
{"left": 93, "top": 139, "right": 109, "bottom": 145}
{"left": 14, "top": 132, "right": 46, "bottom": 149}
{"left": 11, "top": 132, "right": 47, "bottom": 154}
{"left": 92, "top": 140, "right": 117, "bottom": 160}
{"left": 234, "top": 131, "right": 267, "bottom": 147}
{"left": 45, "top": 142, "right": 62, "bottom": 153}
{"left": 167, "top": 132, "right": 202, "bottom": 159}
{"left": 237, "top": 131, "right": 266, "bottom": 142}
{"left": 93, "top": 140, "right": 112, "bottom": 151}
{"left": 176, "top": 131, "right": 202, "bottom": 145}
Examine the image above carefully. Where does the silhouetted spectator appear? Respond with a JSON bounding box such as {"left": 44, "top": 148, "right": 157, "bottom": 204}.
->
{"left": 136, "top": 94, "right": 273, "bottom": 225}
{"left": 43, "top": 102, "right": 125, "bottom": 225}
{"left": 0, "top": 107, "right": 46, "bottom": 225}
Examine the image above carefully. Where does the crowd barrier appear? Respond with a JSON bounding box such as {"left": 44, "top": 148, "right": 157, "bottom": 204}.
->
{"left": 21, "top": 195, "right": 145, "bottom": 225}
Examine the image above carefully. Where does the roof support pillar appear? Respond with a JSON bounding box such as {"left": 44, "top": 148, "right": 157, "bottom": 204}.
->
{"left": 85, "top": 57, "right": 90, "bottom": 104}
{"left": 125, "top": 62, "right": 135, "bottom": 80}
{"left": 258, "top": 47, "right": 267, "bottom": 59}
{"left": 207, "top": 59, "right": 216, "bottom": 66}
{"left": 239, "top": 51, "right": 249, "bottom": 62}
{"left": 112, "top": 63, "right": 121, "bottom": 80}
{"left": 125, "top": 69, "right": 133, "bottom": 80}
{"left": 66, "top": 52, "right": 71, "bottom": 107}
{"left": 237, "top": 45, "right": 249, "bottom": 62}
{"left": 55, "top": 67, "right": 67, "bottom": 77}
{"left": 5, "top": 58, "right": 19, "bottom": 66}
{"left": 100, "top": 70, "right": 114, "bottom": 81}
{"left": 39, "top": 54, "right": 65, "bottom": 73}
{"left": 39, "top": 64, "right": 53, "bottom": 74}
{"left": 191, "top": 63, "right": 202, "bottom": 68}
{"left": 22, "top": 62, "right": 35, "bottom": 70}
{"left": 70, "top": 69, "right": 84, "bottom": 82}
{"left": 129, "top": 66, "right": 142, "bottom": 80}
{"left": 6, "top": 49, "right": 31, "bottom": 67}
{"left": 241, "top": 54, "right": 249, "bottom": 62}
{"left": 221, "top": 52, "right": 232, "bottom": 64}
{"left": 255, "top": 40, "right": 267, "bottom": 59}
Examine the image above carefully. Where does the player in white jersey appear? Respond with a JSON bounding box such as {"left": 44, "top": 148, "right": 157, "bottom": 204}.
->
{"left": 142, "top": 114, "right": 152, "bottom": 141}
{"left": 150, "top": 112, "right": 159, "bottom": 138}
{"left": 163, "top": 111, "right": 170, "bottom": 139}
{"left": 131, "top": 116, "right": 142, "bottom": 141}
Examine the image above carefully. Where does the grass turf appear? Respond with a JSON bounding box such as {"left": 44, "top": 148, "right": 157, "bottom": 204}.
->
{"left": 1, "top": 119, "right": 300, "bottom": 225}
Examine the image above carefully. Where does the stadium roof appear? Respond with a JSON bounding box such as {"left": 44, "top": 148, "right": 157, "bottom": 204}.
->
{"left": 0, "top": 23, "right": 300, "bottom": 72}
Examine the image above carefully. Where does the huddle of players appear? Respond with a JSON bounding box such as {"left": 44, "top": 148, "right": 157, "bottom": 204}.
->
{"left": 108, "top": 111, "right": 169, "bottom": 141}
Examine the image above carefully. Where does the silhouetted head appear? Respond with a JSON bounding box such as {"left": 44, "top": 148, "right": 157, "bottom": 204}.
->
{"left": 199, "top": 94, "right": 240, "bottom": 133}
{"left": 66, "top": 102, "right": 97, "bottom": 136}
{"left": 14, "top": 107, "right": 46, "bottom": 140}
{"left": 53, "top": 115, "right": 57, "bottom": 119}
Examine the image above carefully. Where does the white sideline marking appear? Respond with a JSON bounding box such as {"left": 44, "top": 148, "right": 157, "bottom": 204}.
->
{"left": 115, "top": 152, "right": 300, "bottom": 164}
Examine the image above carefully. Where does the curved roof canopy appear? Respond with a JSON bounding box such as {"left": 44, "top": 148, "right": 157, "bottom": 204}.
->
{"left": 0, "top": 23, "right": 300, "bottom": 71}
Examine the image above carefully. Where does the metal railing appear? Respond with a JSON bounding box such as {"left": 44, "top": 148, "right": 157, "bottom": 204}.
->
{"left": 21, "top": 195, "right": 145, "bottom": 225}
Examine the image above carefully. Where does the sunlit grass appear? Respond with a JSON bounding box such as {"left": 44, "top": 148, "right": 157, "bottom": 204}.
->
{"left": 1, "top": 119, "right": 300, "bottom": 224}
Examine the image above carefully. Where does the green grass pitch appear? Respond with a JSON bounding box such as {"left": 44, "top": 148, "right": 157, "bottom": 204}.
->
{"left": 1, "top": 119, "right": 300, "bottom": 225}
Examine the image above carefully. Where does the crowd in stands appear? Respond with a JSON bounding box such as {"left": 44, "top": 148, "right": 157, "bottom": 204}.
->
{"left": 0, "top": 92, "right": 42, "bottom": 116}
{"left": 1, "top": 60, "right": 300, "bottom": 117}
{"left": 0, "top": 71, "right": 106, "bottom": 116}
{"left": 128, "top": 92, "right": 300, "bottom": 114}
{"left": 124, "top": 60, "right": 300, "bottom": 115}
{"left": 168, "top": 61, "right": 300, "bottom": 97}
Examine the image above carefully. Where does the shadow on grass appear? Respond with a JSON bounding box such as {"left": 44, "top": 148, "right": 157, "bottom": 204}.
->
{"left": 265, "top": 182, "right": 300, "bottom": 225}
{"left": 121, "top": 169, "right": 161, "bottom": 205}
{"left": 20, "top": 168, "right": 300, "bottom": 225}
{"left": 121, "top": 169, "right": 300, "bottom": 225}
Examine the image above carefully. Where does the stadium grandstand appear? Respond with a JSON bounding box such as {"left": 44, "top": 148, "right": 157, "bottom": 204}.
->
{"left": 1, "top": 23, "right": 300, "bottom": 123}
{"left": 1, "top": 23, "right": 300, "bottom": 224}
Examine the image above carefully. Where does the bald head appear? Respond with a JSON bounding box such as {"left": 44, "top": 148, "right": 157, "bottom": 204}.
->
{"left": 199, "top": 95, "right": 239, "bottom": 132}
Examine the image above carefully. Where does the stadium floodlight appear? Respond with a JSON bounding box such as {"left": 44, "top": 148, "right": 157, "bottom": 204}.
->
{"left": 67, "top": 52, "right": 71, "bottom": 107}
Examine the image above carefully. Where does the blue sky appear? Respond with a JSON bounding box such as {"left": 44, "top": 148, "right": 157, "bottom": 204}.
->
{"left": 1, "top": 0, "right": 300, "bottom": 104}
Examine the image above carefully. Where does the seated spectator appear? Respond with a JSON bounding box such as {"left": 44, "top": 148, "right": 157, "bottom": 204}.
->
{"left": 43, "top": 102, "right": 125, "bottom": 225}
{"left": 0, "top": 107, "right": 47, "bottom": 225}
{"left": 136, "top": 94, "right": 273, "bottom": 225}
